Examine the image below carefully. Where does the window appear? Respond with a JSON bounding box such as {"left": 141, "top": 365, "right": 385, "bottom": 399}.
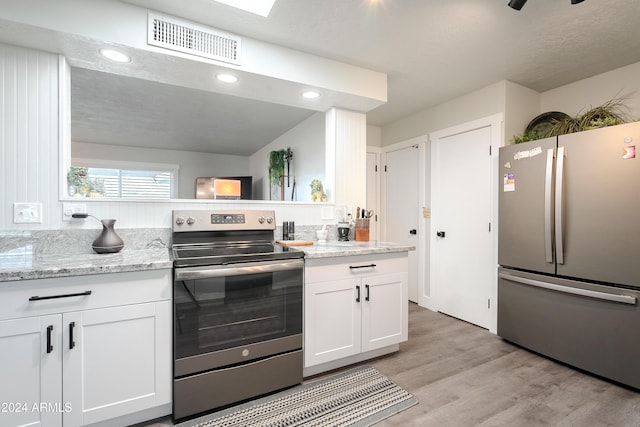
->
{"left": 68, "top": 159, "right": 178, "bottom": 200}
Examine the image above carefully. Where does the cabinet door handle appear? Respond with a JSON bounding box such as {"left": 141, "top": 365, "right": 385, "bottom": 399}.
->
{"left": 356, "top": 285, "right": 361, "bottom": 303}
{"left": 46, "top": 325, "right": 54, "bottom": 354}
{"left": 69, "top": 322, "right": 76, "bottom": 349}
{"left": 29, "top": 290, "right": 92, "bottom": 301}
{"left": 365, "top": 284, "right": 370, "bottom": 301}
{"left": 349, "top": 264, "right": 376, "bottom": 270}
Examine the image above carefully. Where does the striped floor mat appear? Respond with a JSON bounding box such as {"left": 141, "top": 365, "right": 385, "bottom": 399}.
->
{"left": 179, "top": 366, "right": 417, "bottom": 427}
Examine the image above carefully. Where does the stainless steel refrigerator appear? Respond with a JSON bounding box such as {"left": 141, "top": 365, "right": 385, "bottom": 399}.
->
{"left": 498, "top": 121, "right": 640, "bottom": 389}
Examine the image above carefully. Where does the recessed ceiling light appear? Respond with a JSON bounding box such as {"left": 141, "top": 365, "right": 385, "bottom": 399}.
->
{"left": 99, "top": 48, "right": 131, "bottom": 63}
{"left": 216, "top": 73, "right": 239, "bottom": 83}
{"left": 301, "top": 90, "right": 321, "bottom": 99}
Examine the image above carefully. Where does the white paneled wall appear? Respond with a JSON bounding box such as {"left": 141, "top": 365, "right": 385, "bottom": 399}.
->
{"left": 1, "top": 44, "right": 59, "bottom": 230}
{"left": 326, "top": 108, "right": 366, "bottom": 209}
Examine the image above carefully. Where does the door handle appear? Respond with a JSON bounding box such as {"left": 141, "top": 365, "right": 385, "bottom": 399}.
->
{"left": 46, "top": 325, "right": 54, "bottom": 354}
{"left": 69, "top": 322, "right": 76, "bottom": 349}
{"left": 437, "top": 231, "right": 446, "bottom": 238}
{"left": 356, "top": 285, "right": 361, "bottom": 303}
{"left": 365, "top": 284, "right": 370, "bottom": 301}
{"left": 409, "top": 229, "right": 417, "bottom": 235}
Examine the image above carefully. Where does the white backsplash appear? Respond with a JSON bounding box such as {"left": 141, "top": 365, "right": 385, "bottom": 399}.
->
{"left": 61, "top": 200, "right": 334, "bottom": 230}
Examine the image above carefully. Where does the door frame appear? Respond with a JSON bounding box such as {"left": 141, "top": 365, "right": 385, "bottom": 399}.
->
{"left": 380, "top": 135, "right": 429, "bottom": 309}
{"left": 366, "top": 147, "right": 382, "bottom": 241}
{"left": 429, "top": 113, "right": 503, "bottom": 333}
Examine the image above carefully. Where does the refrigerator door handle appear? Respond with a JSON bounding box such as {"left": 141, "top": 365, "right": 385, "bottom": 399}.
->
{"left": 544, "top": 148, "right": 555, "bottom": 263}
{"left": 555, "top": 146, "right": 566, "bottom": 264}
{"left": 499, "top": 272, "right": 637, "bottom": 305}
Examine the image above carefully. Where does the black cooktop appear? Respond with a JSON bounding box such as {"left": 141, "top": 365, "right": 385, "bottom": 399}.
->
{"left": 172, "top": 242, "right": 304, "bottom": 267}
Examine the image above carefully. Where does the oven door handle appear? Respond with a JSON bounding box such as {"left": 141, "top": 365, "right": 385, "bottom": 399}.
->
{"left": 175, "top": 259, "right": 304, "bottom": 280}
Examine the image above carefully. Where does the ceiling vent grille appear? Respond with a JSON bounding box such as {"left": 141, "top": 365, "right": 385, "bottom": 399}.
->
{"left": 148, "top": 13, "right": 241, "bottom": 65}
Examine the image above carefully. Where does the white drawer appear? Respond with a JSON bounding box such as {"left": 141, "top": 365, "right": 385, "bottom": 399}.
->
{"left": 305, "top": 252, "right": 408, "bottom": 283}
{"left": 0, "top": 269, "right": 171, "bottom": 321}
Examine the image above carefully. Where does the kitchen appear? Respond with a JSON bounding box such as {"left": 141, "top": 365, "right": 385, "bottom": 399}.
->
{"left": 2, "top": 0, "right": 640, "bottom": 426}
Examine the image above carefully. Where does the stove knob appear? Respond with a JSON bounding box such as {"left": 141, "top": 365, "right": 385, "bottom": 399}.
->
{"left": 266, "top": 216, "right": 274, "bottom": 224}
{"left": 175, "top": 217, "right": 185, "bottom": 225}
{"left": 258, "top": 216, "right": 265, "bottom": 224}
{"left": 186, "top": 217, "right": 195, "bottom": 225}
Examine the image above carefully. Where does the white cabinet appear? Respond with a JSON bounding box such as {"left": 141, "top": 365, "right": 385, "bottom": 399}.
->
{"left": 304, "top": 252, "right": 408, "bottom": 374}
{"left": 0, "top": 315, "right": 62, "bottom": 427}
{"left": 0, "top": 270, "right": 172, "bottom": 427}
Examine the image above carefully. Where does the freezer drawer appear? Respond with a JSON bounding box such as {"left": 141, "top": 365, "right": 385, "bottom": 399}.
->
{"left": 498, "top": 268, "right": 640, "bottom": 389}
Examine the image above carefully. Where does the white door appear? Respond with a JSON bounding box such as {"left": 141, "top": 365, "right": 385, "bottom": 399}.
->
{"left": 384, "top": 141, "right": 420, "bottom": 302}
{"left": 304, "top": 278, "right": 361, "bottom": 367}
{"left": 431, "top": 115, "right": 501, "bottom": 330}
{"left": 0, "top": 315, "right": 63, "bottom": 427}
{"left": 361, "top": 272, "right": 408, "bottom": 352}
{"left": 63, "top": 302, "right": 171, "bottom": 427}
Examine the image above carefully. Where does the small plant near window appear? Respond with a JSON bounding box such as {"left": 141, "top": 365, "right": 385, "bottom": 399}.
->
{"left": 67, "top": 166, "right": 105, "bottom": 197}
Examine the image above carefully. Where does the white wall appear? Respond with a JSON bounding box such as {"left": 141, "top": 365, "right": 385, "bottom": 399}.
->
{"left": 381, "top": 81, "right": 507, "bottom": 146}
{"left": 366, "top": 124, "right": 382, "bottom": 147}
{"left": 540, "top": 61, "right": 640, "bottom": 120}
{"left": 73, "top": 141, "right": 249, "bottom": 199}
{"left": 504, "top": 81, "right": 540, "bottom": 145}
{"left": 249, "top": 112, "right": 325, "bottom": 201}
{"left": 0, "top": 44, "right": 59, "bottom": 230}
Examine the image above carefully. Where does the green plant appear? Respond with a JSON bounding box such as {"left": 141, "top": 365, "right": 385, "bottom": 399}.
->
{"left": 67, "top": 166, "right": 105, "bottom": 196}
{"left": 513, "top": 130, "right": 542, "bottom": 144}
{"left": 513, "top": 96, "right": 631, "bottom": 143}
{"left": 268, "top": 149, "right": 287, "bottom": 185}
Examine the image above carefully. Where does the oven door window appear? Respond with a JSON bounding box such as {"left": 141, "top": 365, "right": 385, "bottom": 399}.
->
{"left": 174, "top": 264, "right": 302, "bottom": 359}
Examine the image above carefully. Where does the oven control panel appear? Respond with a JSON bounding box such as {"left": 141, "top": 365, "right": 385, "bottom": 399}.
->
{"left": 211, "top": 213, "right": 245, "bottom": 224}
{"left": 172, "top": 210, "right": 276, "bottom": 232}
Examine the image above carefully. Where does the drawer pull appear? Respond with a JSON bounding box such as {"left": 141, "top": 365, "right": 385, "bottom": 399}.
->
{"left": 29, "top": 290, "right": 92, "bottom": 301}
{"left": 69, "top": 322, "right": 76, "bottom": 349}
{"left": 349, "top": 264, "right": 376, "bottom": 270}
{"left": 356, "top": 285, "right": 361, "bottom": 303}
{"left": 46, "top": 325, "right": 54, "bottom": 354}
{"left": 365, "top": 284, "right": 370, "bottom": 301}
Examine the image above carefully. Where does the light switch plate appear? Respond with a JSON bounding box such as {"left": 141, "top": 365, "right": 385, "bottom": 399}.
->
{"left": 14, "top": 203, "right": 43, "bottom": 224}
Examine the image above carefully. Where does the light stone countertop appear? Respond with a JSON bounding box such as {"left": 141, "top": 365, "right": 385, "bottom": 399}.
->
{"left": 0, "top": 229, "right": 172, "bottom": 282}
{"left": 0, "top": 229, "right": 412, "bottom": 282}
{"left": 299, "top": 240, "right": 415, "bottom": 259}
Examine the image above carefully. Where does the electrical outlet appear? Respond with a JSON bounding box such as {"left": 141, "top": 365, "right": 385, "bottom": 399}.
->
{"left": 62, "top": 203, "right": 87, "bottom": 221}
{"left": 13, "top": 203, "right": 43, "bottom": 224}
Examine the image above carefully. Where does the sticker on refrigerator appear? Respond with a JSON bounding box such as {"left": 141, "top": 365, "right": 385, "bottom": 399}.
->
{"left": 503, "top": 173, "right": 515, "bottom": 192}
{"left": 513, "top": 146, "right": 542, "bottom": 160}
{"left": 623, "top": 146, "right": 636, "bottom": 159}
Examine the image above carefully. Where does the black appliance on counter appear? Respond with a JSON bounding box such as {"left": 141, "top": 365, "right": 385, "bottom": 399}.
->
{"left": 171, "top": 209, "right": 304, "bottom": 421}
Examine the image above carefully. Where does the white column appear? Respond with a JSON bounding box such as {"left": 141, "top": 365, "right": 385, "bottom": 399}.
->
{"left": 325, "top": 108, "right": 367, "bottom": 211}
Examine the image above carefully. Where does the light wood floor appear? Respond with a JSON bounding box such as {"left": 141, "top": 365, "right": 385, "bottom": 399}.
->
{"left": 142, "top": 303, "right": 640, "bottom": 426}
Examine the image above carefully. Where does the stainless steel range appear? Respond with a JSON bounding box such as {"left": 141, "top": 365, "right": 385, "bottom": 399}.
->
{"left": 171, "top": 210, "right": 304, "bottom": 421}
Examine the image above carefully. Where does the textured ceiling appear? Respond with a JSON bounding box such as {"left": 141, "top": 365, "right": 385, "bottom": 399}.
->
{"left": 6, "top": 0, "right": 640, "bottom": 155}
{"left": 121, "top": 0, "right": 640, "bottom": 126}
{"left": 71, "top": 68, "right": 315, "bottom": 155}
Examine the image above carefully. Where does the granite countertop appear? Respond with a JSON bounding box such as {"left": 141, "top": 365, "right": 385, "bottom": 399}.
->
{"left": 0, "top": 229, "right": 413, "bottom": 282}
{"left": 0, "top": 229, "right": 172, "bottom": 282}
{"left": 300, "top": 240, "right": 415, "bottom": 259}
